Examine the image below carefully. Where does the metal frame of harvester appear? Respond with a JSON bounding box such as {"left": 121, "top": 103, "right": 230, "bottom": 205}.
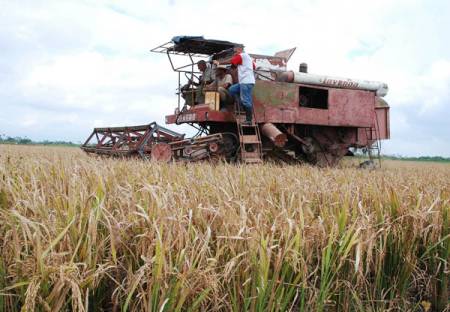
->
{"left": 82, "top": 36, "right": 390, "bottom": 166}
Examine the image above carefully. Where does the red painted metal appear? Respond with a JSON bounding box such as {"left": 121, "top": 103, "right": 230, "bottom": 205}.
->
{"left": 164, "top": 74, "right": 390, "bottom": 166}
{"left": 167, "top": 80, "right": 388, "bottom": 134}
{"left": 166, "top": 104, "right": 236, "bottom": 124}
{"left": 81, "top": 123, "right": 184, "bottom": 158}
{"left": 261, "top": 123, "right": 287, "bottom": 147}
{"left": 151, "top": 143, "right": 172, "bottom": 162}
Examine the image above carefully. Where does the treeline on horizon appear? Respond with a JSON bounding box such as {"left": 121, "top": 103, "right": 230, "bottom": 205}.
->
{"left": 1, "top": 135, "right": 449, "bottom": 162}
{"left": 0, "top": 135, "right": 79, "bottom": 147}
{"left": 381, "top": 155, "right": 450, "bottom": 163}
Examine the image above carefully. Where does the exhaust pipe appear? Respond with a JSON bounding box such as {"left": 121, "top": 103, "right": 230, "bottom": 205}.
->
{"left": 277, "top": 71, "right": 388, "bottom": 97}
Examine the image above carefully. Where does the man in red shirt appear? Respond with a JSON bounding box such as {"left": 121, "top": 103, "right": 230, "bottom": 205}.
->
{"left": 228, "top": 47, "right": 256, "bottom": 124}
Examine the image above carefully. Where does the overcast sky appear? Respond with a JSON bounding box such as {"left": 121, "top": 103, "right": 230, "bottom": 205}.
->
{"left": 1, "top": 0, "right": 449, "bottom": 156}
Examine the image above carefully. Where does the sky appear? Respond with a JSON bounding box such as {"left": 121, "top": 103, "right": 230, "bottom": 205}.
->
{"left": 1, "top": 0, "right": 449, "bottom": 156}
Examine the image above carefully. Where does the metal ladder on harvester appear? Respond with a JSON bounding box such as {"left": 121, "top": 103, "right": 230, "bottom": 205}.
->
{"left": 235, "top": 107, "right": 263, "bottom": 164}
{"left": 364, "top": 121, "right": 382, "bottom": 168}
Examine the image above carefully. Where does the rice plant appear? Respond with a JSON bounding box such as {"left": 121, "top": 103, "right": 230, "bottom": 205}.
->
{"left": 0, "top": 145, "right": 448, "bottom": 311}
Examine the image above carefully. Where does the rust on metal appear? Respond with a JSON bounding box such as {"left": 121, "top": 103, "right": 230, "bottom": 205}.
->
{"left": 261, "top": 123, "right": 287, "bottom": 147}
{"left": 151, "top": 143, "right": 172, "bottom": 162}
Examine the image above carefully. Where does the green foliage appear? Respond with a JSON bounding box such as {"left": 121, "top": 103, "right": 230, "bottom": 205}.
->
{"left": 0, "top": 190, "right": 7, "bottom": 209}
{"left": 0, "top": 135, "right": 78, "bottom": 147}
{"left": 383, "top": 155, "right": 450, "bottom": 163}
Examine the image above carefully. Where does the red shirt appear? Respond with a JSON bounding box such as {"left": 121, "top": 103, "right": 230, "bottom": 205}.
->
{"left": 231, "top": 53, "right": 256, "bottom": 69}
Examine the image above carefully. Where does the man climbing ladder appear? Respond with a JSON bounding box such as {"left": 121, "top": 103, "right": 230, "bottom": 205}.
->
{"left": 227, "top": 47, "right": 256, "bottom": 124}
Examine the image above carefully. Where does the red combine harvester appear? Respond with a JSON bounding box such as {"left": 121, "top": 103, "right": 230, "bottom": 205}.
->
{"left": 82, "top": 36, "right": 390, "bottom": 166}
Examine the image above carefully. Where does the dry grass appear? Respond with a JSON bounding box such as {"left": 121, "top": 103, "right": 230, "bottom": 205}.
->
{"left": 0, "top": 145, "right": 448, "bottom": 311}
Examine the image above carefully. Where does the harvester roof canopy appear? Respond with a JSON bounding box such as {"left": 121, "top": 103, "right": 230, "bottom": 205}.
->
{"left": 151, "top": 36, "right": 243, "bottom": 56}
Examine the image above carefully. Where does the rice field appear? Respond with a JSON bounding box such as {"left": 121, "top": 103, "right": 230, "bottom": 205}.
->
{"left": 0, "top": 145, "right": 448, "bottom": 311}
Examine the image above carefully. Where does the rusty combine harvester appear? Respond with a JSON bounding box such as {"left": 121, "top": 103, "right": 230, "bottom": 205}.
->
{"left": 82, "top": 36, "right": 390, "bottom": 166}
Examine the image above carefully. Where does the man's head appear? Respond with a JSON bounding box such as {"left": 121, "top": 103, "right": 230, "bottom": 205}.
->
{"left": 197, "top": 60, "right": 207, "bottom": 72}
{"left": 235, "top": 46, "right": 243, "bottom": 54}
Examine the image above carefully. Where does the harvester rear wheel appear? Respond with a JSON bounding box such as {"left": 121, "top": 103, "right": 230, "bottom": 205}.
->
{"left": 303, "top": 137, "right": 343, "bottom": 167}
{"left": 221, "top": 132, "right": 239, "bottom": 161}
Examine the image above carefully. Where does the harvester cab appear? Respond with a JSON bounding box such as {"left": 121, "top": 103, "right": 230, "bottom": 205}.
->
{"left": 81, "top": 35, "right": 390, "bottom": 166}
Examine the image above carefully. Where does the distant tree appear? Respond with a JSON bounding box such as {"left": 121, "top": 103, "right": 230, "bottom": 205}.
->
{"left": 18, "top": 138, "right": 32, "bottom": 144}
{"left": 0, "top": 135, "right": 78, "bottom": 147}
